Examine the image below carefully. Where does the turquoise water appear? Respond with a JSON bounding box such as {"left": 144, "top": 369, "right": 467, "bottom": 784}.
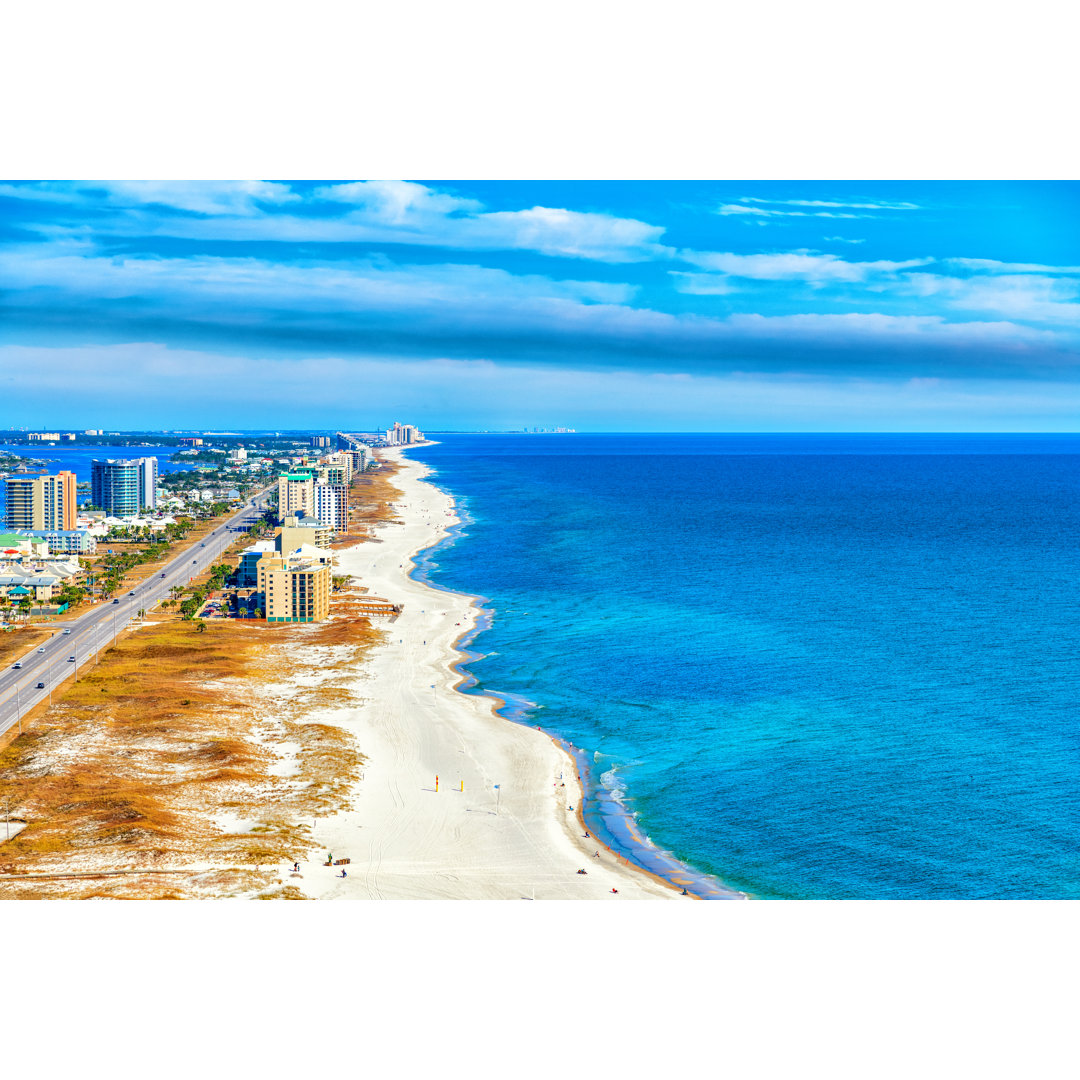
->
{"left": 410, "top": 434, "right": 1080, "bottom": 899}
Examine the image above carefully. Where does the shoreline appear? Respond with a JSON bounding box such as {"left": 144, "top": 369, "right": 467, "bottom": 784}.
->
{"left": 288, "top": 443, "right": 743, "bottom": 900}
{"left": 286, "top": 446, "right": 703, "bottom": 898}
{"left": 404, "top": 452, "right": 746, "bottom": 900}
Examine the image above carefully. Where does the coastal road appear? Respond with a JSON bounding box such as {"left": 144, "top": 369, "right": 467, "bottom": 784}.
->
{"left": 0, "top": 488, "right": 274, "bottom": 739}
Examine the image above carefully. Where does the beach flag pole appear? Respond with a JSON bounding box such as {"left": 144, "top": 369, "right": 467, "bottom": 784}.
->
{"left": 494, "top": 783, "right": 500, "bottom": 815}
{"left": 435, "top": 774, "right": 439, "bottom": 792}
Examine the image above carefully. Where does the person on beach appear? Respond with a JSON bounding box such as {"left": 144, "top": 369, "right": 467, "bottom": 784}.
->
{"left": 340, "top": 869, "right": 347, "bottom": 878}
{"left": 593, "top": 851, "right": 600, "bottom": 858}
{"left": 577, "top": 869, "right": 587, "bottom": 875}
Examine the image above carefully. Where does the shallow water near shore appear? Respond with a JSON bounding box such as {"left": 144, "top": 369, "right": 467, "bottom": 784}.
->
{"left": 408, "top": 434, "right": 1080, "bottom": 899}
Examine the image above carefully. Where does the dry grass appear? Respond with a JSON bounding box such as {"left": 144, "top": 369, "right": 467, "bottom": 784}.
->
{"left": 0, "top": 626, "right": 51, "bottom": 666}
{"left": 330, "top": 463, "right": 404, "bottom": 547}
{"left": 0, "top": 611, "right": 382, "bottom": 899}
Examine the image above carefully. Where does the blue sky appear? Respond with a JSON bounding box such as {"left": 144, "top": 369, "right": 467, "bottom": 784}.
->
{"left": 2, "top": 179, "right": 1079, "bottom": 431}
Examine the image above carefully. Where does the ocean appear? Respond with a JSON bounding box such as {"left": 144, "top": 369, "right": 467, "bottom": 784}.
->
{"left": 409, "top": 434, "right": 1080, "bottom": 899}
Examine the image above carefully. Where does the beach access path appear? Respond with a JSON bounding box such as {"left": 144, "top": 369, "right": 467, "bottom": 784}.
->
{"left": 287, "top": 447, "right": 684, "bottom": 900}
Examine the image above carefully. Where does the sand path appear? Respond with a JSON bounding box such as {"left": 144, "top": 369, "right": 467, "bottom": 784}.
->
{"left": 287, "top": 447, "right": 682, "bottom": 900}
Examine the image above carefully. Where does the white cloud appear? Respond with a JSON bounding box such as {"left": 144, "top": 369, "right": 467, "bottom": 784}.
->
{"left": 0, "top": 180, "right": 300, "bottom": 215}
{"left": 740, "top": 196, "right": 920, "bottom": 211}
{"left": 312, "top": 179, "right": 482, "bottom": 221}
{"left": 678, "top": 250, "right": 931, "bottom": 283}
{"left": 2, "top": 179, "right": 671, "bottom": 263}
{"left": 899, "top": 272, "right": 1080, "bottom": 325}
{"left": 944, "top": 257, "right": 1080, "bottom": 275}
{"left": 716, "top": 203, "right": 871, "bottom": 220}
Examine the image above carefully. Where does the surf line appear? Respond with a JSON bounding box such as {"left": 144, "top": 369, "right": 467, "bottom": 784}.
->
{"left": 403, "top": 455, "right": 747, "bottom": 900}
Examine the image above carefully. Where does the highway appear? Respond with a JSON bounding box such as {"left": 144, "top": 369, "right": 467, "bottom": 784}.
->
{"left": 0, "top": 488, "right": 273, "bottom": 739}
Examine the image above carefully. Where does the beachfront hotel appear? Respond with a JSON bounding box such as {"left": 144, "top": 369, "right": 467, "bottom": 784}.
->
{"left": 3, "top": 470, "right": 77, "bottom": 531}
{"left": 255, "top": 550, "right": 332, "bottom": 623}
{"left": 90, "top": 458, "right": 158, "bottom": 516}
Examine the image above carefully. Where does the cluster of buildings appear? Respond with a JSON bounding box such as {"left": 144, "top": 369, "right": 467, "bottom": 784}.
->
{"left": 276, "top": 446, "right": 368, "bottom": 533}
{"left": 384, "top": 422, "right": 424, "bottom": 446}
{"left": 0, "top": 532, "right": 82, "bottom": 610}
{"left": 230, "top": 437, "right": 392, "bottom": 623}
{"left": 2, "top": 458, "right": 161, "bottom": 556}
{"left": 24, "top": 431, "right": 104, "bottom": 441}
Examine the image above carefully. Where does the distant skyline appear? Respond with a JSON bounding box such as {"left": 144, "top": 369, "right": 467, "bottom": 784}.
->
{"left": 2, "top": 180, "right": 1079, "bottom": 431}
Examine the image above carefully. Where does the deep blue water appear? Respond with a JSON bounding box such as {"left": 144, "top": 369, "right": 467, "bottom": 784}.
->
{"left": 410, "top": 434, "right": 1080, "bottom": 899}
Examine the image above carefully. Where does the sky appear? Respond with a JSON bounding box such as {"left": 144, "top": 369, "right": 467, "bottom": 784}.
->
{"left": 2, "top": 179, "right": 1080, "bottom": 432}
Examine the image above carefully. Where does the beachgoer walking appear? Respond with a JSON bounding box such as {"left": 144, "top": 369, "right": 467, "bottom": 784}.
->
{"left": 593, "top": 851, "right": 600, "bottom": 858}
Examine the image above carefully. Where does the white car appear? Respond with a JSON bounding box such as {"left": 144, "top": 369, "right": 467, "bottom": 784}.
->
{"left": 67, "top": 656, "right": 76, "bottom": 662}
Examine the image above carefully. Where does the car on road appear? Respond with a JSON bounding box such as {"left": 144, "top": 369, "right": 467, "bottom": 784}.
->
{"left": 36, "top": 682, "right": 45, "bottom": 689}
{"left": 129, "top": 590, "right": 135, "bottom": 595}
{"left": 12, "top": 662, "right": 22, "bottom": 669}
{"left": 161, "top": 573, "right": 166, "bottom": 578}
{"left": 63, "top": 629, "right": 72, "bottom": 635}
{"left": 112, "top": 598, "right": 120, "bottom": 604}
{"left": 38, "top": 647, "right": 45, "bottom": 652}
{"left": 67, "top": 656, "right": 75, "bottom": 662}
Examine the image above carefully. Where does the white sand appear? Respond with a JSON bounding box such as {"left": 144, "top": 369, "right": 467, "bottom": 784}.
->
{"left": 286, "top": 447, "right": 685, "bottom": 900}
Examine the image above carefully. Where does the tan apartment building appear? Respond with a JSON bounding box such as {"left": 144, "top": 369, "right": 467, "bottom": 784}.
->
{"left": 3, "top": 471, "right": 77, "bottom": 531}
{"left": 255, "top": 551, "right": 331, "bottom": 623}
{"left": 277, "top": 472, "right": 314, "bottom": 521}
{"left": 276, "top": 513, "right": 333, "bottom": 552}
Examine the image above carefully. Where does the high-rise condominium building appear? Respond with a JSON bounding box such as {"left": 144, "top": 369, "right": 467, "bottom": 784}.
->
{"left": 90, "top": 458, "right": 158, "bottom": 516}
{"left": 3, "top": 471, "right": 77, "bottom": 531}
{"left": 277, "top": 472, "right": 314, "bottom": 522}
{"left": 313, "top": 482, "right": 348, "bottom": 531}
{"left": 384, "top": 422, "right": 423, "bottom": 446}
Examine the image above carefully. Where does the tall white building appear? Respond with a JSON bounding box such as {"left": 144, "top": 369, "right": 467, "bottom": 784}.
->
{"left": 384, "top": 422, "right": 423, "bottom": 446}
{"left": 313, "top": 482, "right": 348, "bottom": 531}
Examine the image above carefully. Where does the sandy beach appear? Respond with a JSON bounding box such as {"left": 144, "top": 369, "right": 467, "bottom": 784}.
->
{"left": 286, "top": 446, "right": 692, "bottom": 900}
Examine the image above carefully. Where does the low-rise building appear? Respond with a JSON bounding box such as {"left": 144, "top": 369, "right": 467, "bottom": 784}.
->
{"left": 14, "top": 529, "right": 97, "bottom": 555}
